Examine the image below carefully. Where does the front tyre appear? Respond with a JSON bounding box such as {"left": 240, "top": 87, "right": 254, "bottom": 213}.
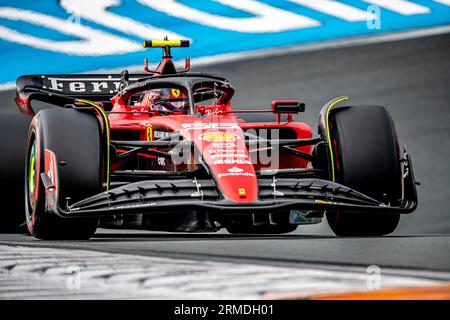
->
{"left": 326, "top": 105, "right": 402, "bottom": 236}
{"left": 0, "top": 114, "right": 30, "bottom": 232}
{"left": 25, "top": 108, "right": 102, "bottom": 240}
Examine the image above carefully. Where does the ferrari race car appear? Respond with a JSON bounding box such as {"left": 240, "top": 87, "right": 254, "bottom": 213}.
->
{"left": 0, "top": 40, "right": 418, "bottom": 239}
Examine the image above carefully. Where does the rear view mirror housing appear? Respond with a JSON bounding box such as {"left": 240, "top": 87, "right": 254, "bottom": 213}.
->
{"left": 272, "top": 100, "right": 305, "bottom": 122}
{"left": 272, "top": 100, "right": 305, "bottom": 113}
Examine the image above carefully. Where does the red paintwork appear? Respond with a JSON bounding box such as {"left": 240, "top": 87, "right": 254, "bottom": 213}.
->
{"left": 44, "top": 149, "right": 58, "bottom": 208}
{"left": 15, "top": 96, "right": 33, "bottom": 116}
{"left": 105, "top": 54, "right": 313, "bottom": 204}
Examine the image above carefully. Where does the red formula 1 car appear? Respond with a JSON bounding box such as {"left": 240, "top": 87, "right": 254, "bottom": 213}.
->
{"left": 0, "top": 40, "right": 417, "bottom": 239}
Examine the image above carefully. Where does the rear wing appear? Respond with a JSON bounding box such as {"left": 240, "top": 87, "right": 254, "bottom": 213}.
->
{"left": 15, "top": 39, "right": 192, "bottom": 115}
{"left": 15, "top": 74, "right": 149, "bottom": 115}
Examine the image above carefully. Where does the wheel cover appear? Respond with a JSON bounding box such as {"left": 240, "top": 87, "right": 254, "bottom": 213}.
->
{"left": 26, "top": 136, "right": 38, "bottom": 218}
{"left": 28, "top": 143, "right": 36, "bottom": 195}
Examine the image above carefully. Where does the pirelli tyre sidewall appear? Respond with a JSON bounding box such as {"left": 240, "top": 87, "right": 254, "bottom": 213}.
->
{"left": 25, "top": 108, "right": 102, "bottom": 240}
{"left": 326, "top": 105, "right": 402, "bottom": 237}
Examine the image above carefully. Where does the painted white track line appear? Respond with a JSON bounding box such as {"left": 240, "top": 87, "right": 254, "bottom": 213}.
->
{"left": 1, "top": 24, "right": 449, "bottom": 92}
{"left": 0, "top": 244, "right": 447, "bottom": 299}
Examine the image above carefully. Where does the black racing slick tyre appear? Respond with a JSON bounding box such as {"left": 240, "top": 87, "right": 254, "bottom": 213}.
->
{"left": 0, "top": 114, "right": 31, "bottom": 232}
{"left": 326, "top": 105, "right": 402, "bottom": 237}
{"left": 25, "top": 108, "right": 103, "bottom": 240}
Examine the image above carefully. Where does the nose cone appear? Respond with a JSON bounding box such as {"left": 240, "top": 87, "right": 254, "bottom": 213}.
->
{"left": 182, "top": 121, "right": 258, "bottom": 203}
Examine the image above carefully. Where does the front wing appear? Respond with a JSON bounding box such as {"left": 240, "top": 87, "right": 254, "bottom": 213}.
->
{"left": 51, "top": 154, "right": 418, "bottom": 218}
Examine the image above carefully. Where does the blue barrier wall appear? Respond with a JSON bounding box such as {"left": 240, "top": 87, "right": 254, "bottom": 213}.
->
{"left": 0, "top": 0, "right": 449, "bottom": 86}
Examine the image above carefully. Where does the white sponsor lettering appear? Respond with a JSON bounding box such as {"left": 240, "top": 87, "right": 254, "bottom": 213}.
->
{"left": 113, "top": 81, "right": 121, "bottom": 91}
{"left": 0, "top": 7, "right": 139, "bottom": 55}
{"left": 157, "top": 157, "right": 166, "bottom": 166}
{"left": 92, "top": 82, "right": 109, "bottom": 93}
{"left": 209, "top": 149, "right": 244, "bottom": 154}
{"left": 434, "top": 0, "right": 450, "bottom": 7}
{"left": 204, "top": 109, "right": 223, "bottom": 116}
{"left": 48, "top": 78, "right": 64, "bottom": 92}
{"left": 213, "top": 159, "right": 252, "bottom": 165}
{"left": 210, "top": 154, "right": 247, "bottom": 159}
{"left": 154, "top": 131, "right": 172, "bottom": 139}
{"left": 218, "top": 172, "right": 255, "bottom": 179}
{"left": 289, "top": 0, "right": 375, "bottom": 22}
{"left": 211, "top": 142, "right": 237, "bottom": 148}
{"left": 182, "top": 122, "right": 240, "bottom": 131}
{"left": 139, "top": 0, "right": 319, "bottom": 33}
{"left": 60, "top": 0, "right": 187, "bottom": 41}
{"left": 363, "top": 0, "right": 430, "bottom": 15}
{"left": 45, "top": 77, "right": 120, "bottom": 93}
{"left": 69, "top": 82, "right": 85, "bottom": 92}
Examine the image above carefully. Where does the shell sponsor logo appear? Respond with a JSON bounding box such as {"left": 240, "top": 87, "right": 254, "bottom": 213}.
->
{"left": 199, "top": 132, "right": 240, "bottom": 142}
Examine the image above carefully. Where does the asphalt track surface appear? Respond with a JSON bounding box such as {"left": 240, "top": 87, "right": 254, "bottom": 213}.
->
{"left": 0, "top": 33, "right": 449, "bottom": 280}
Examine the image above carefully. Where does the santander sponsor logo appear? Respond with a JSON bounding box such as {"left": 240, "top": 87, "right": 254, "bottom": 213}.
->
{"left": 217, "top": 166, "right": 255, "bottom": 179}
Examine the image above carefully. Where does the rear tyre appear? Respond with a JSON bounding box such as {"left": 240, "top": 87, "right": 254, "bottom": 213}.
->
{"left": 0, "top": 114, "right": 31, "bottom": 232}
{"left": 25, "top": 108, "right": 102, "bottom": 240}
{"left": 326, "top": 105, "right": 401, "bottom": 236}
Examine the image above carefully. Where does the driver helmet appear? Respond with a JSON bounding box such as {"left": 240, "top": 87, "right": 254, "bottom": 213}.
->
{"left": 148, "top": 88, "right": 189, "bottom": 114}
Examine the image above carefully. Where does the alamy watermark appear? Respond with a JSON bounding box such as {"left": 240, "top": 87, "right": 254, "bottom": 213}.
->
{"left": 66, "top": 5, "right": 81, "bottom": 26}
{"left": 367, "top": 5, "right": 381, "bottom": 30}
{"left": 366, "top": 265, "right": 381, "bottom": 290}
{"left": 66, "top": 265, "right": 82, "bottom": 290}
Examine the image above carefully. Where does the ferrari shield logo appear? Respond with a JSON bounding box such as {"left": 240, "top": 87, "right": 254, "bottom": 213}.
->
{"left": 171, "top": 88, "right": 180, "bottom": 98}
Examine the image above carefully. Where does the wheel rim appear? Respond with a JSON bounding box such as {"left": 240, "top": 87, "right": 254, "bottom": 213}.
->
{"left": 28, "top": 142, "right": 36, "bottom": 198}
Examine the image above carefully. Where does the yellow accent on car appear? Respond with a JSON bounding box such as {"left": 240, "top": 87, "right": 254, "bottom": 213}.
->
{"left": 201, "top": 133, "right": 237, "bottom": 142}
{"left": 29, "top": 149, "right": 36, "bottom": 194}
{"left": 75, "top": 99, "right": 111, "bottom": 191}
{"left": 171, "top": 88, "right": 180, "bottom": 98}
{"left": 146, "top": 126, "right": 153, "bottom": 141}
{"left": 325, "top": 96, "right": 349, "bottom": 182}
{"left": 142, "top": 40, "right": 189, "bottom": 48}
